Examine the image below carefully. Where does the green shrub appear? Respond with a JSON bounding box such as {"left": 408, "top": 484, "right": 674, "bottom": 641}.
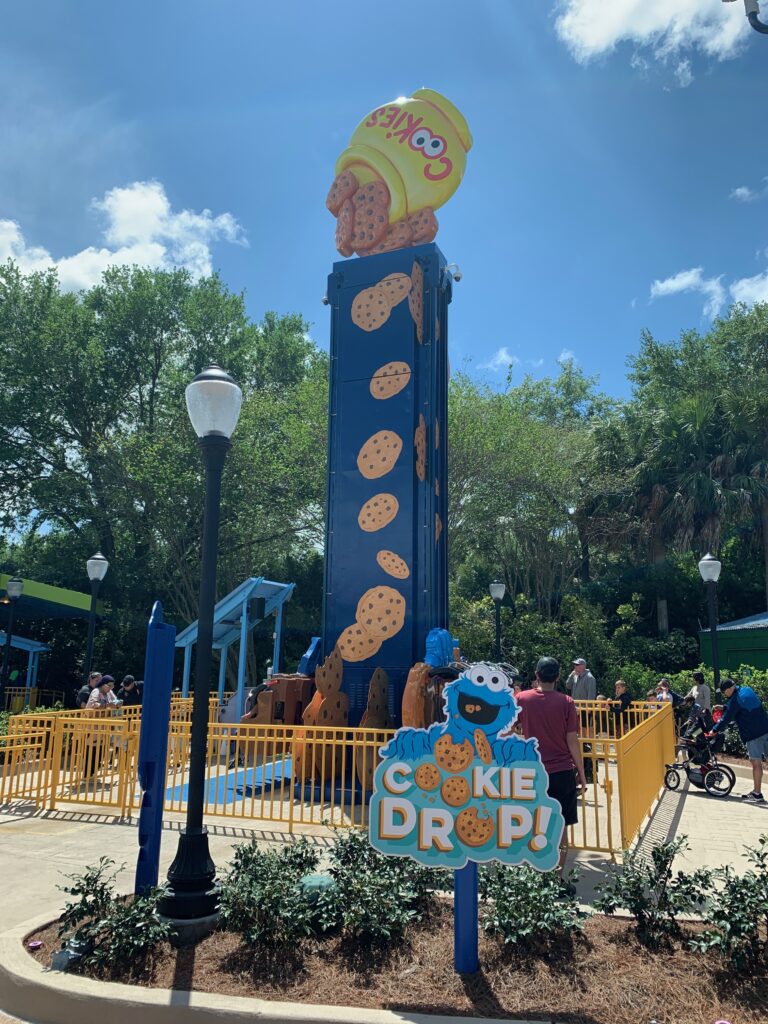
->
{"left": 691, "top": 835, "right": 768, "bottom": 970}
{"left": 318, "top": 828, "right": 444, "bottom": 943}
{"left": 479, "top": 865, "right": 585, "bottom": 947}
{"left": 595, "top": 838, "right": 711, "bottom": 948}
{"left": 219, "top": 837, "right": 320, "bottom": 948}
{"left": 57, "top": 858, "right": 173, "bottom": 976}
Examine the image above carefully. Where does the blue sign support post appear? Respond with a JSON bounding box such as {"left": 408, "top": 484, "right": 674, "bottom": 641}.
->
{"left": 454, "top": 863, "right": 479, "bottom": 974}
{"left": 135, "top": 601, "right": 176, "bottom": 895}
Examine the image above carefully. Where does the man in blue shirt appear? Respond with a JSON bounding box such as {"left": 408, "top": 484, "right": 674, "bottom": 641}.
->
{"left": 710, "top": 678, "right": 768, "bottom": 804}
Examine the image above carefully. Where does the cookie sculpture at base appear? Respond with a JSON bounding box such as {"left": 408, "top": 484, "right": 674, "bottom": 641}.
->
{"left": 326, "top": 89, "right": 473, "bottom": 258}
{"left": 369, "top": 662, "right": 566, "bottom": 871}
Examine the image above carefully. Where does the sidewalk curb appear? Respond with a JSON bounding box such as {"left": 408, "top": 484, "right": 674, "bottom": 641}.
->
{"left": 0, "top": 914, "right": 549, "bottom": 1024}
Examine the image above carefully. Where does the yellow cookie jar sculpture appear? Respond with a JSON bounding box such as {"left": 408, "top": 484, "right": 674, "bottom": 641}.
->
{"left": 327, "top": 89, "right": 473, "bottom": 257}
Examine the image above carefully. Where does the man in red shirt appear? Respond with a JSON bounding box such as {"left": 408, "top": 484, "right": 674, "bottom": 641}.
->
{"left": 516, "top": 656, "right": 587, "bottom": 883}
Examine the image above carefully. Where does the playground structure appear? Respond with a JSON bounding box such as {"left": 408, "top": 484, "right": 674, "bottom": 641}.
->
{"left": 0, "top": 572, "right": 106, "bottom": 708}
{"left": 175, "top": 576, "right": 295, "bottom": 716}
{"left": 0, "top": 635, "right": 51, "bottom": 711}
{"left": 0, "top": 698, "right": 674, "bottom": 855}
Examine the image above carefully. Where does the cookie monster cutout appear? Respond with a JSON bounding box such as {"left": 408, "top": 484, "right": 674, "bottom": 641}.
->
{"left": 381, "top": 662, "right": 536, "bottom": 764}
{"left": 370, "top": 663, "right": 565, "bottom": 870}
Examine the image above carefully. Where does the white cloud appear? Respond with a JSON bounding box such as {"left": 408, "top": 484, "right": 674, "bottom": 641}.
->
{"left": 556, "top": 0, "right": 745, "bottom": 64}
{"left": 729, "top": 177, "right": 768, "bottom": 203}
{"left": 730, "top": 270, "right": 768, "bottom": 306}
{"left": 731, "top": 185, "right": 759, "bottom": 202}
{"left": 481, "top": 346, "right": 519, "bottom": 372}
{"left": 650, "top": 266, "right": 726, "bottom": 318}
{"left": 0, "top": 180, "right": 246, "bottom": 291}
{"left": 674, "top": 59, "right": 694, "bottom": 88}
{"left": 558, "top": 348, "right": 577, "bottom": 364}
{"left": 526, "top": 358, "right": 545, "bottom": 369}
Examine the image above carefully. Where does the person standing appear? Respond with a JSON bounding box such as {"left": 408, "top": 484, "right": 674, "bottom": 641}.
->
{"left": 116, "top": 675, "right": 142, "bottom": 707}
{"left": 610, "top": 679, "right": 633, "bottom": 737}
{"left": 515, "top": 656, "right": 587, "bottom": 890}
{"left": 84, "top": 678, "right": 111, "bottom": 783}
{"left": 565, "top": 658, "right": 597, "bottom": 701}
{"left": 77, "top": 671, "right": 101, "bottom": 710}
{"left": 565, "top": 658, "right": 597, "bottom": 782}
{"left": 684, "top": 671, "right": 711, "bottom": 712}
{"left": 709, "top": 678, "right": 768, "bottom": 804}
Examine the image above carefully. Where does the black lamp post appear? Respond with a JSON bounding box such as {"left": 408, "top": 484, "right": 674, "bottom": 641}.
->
{"left": 722, "top": 0, "right": 768, "bottom": 35}
{"left": 84, "top": 552, "right": 109, "bottom": 684}
{"left": 158, "top": 363, "right": 242, "bottom": 923}
{"left": 489, "top": 580, "right": 505, "bottom": 662}
{"left": 0, "top": 577, "right": 24, "bottom": 707}
{"left": 698, "top": 553, "right": 722, "bottom": 690}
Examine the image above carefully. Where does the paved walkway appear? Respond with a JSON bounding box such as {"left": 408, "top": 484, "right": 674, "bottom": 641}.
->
{"left": 1, "top": 767, "right": 767, "bottom": 1021}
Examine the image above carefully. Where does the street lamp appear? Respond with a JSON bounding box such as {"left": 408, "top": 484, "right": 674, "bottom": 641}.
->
{"left": 698, "top": 553, "right": 722, "bottom": 690}
{"left": 159, "top": 363, "right": 242, "bottom": 925}
{"left": 489, "top": 580, "right": 506, "bottom": 661}
{"left": 0, "top": 577, "right": 24, "bottom": 707}
{"left": 722, "top": 0, "right": 768, "bottom": 35}
{"left": 83, "top": 552, "right": 109, "bottom": 685}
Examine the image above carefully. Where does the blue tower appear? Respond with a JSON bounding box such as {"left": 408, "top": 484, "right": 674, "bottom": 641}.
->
{"left": 323, "top": 243, "right": 451, "bottom": 724}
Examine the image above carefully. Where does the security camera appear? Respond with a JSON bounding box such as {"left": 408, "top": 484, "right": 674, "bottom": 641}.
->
{"left": 322, "top": 294, "right": 329, "bottom": 305}
{"left": 447, "top": 263, "right": 462, "bottom": 282}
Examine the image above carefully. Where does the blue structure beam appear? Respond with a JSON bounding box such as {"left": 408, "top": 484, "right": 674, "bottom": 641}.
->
{"left": 174, "top": 576, "right": 295, "bottom": 707}
{"left": 236, "top": 597, "right": 249, "bottom": 716}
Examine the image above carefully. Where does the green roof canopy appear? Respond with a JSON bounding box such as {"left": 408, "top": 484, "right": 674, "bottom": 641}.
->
{"left": 0, "top": 573, "right": 105, "bottom": 621}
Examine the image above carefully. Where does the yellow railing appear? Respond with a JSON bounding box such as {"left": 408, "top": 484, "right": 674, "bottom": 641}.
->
{"left": 4, "top": 701, "right": 673, "bottom": 853}
{"left": 615, "top": 702, "right": 675, "bottom": 849}
{"left": 0, "top": 729, "right": 49, "bottom": 805}
{"left": 3, "top": 687, "right": 66, "bottom": 712}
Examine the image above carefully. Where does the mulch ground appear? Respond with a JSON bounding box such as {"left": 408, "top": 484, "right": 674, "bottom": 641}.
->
{"left": 28, "top": 908, "right": 768, "bottom": 1024}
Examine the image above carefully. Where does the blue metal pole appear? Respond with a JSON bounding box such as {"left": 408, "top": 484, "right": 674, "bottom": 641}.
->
{"left": 273, "top": 604, "right": 284, "bottom": 674}
{"left": 25, "top": 650, "right": 33, "bottom": 704}
{"left": 454, "top": 862, "right": 479, "bottom": 974}
{"left": 135, "top": 601, "right": 176, "bottom": 894}
{"left": 217, "top": 648, "right": 227, "bottom": 700}
{"left": 236, "top": 599, "right": 248, "bottom": 716}
{"left": 182, "top": 644, "right": 192, "bottom": 697}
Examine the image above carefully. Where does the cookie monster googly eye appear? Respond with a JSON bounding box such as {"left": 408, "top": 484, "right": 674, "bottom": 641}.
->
{"left": 467, "top": 662, "right": 509, "bottom": 693}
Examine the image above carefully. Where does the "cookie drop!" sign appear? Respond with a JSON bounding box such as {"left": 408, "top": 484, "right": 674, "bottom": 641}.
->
{"left": 369, "top": 664, "right": 564, "bottom": 870}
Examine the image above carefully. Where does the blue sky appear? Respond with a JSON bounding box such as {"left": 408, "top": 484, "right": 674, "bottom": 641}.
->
{"left": 1, "top": 0, "right": 766, "bottom": 397}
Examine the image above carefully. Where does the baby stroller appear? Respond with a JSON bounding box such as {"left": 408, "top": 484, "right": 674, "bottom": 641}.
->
{"left": 664, "top": 704, "right": 736, "bottom": 798}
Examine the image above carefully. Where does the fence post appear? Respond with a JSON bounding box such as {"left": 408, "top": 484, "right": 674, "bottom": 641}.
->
{"left": 47, "top": 717, "right": 63, "bottom": 811}
{"left": 135, "top": 601, "right": 176, "bottom": 895}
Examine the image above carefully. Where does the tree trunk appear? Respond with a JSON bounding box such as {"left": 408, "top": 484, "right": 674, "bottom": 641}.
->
{"left": 762, "top": 499, "right": 768, "bottom": 612}
{"left": 578, "top": 521, "right": 591, "bottom": 584}
{"left": 653, "top": 534, "right": 669, "bottom": 636}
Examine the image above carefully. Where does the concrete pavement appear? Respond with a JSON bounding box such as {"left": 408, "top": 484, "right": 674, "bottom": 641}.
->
{"left": 1, "top": 769, "right": 767, "bottom": 1022}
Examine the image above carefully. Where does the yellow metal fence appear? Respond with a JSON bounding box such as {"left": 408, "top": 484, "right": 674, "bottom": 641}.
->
{"left": 2, "top": 701, "right": 673, "bottom": 854}
{"left": 3, "top": 687, "right": 66, "bottom": 712}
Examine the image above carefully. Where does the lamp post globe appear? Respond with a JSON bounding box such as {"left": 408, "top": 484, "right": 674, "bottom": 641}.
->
{"left": 159, "top": 363, "right": 242, "bottom": 926}
{"left": 0, "top": 577, "right": 24, "bottom": 704}
{"left": 489, "top": 580, "right": 505, "bottom": 661}
{"left": 83, "top": 552, "right": 108, "bottom": 685}
{"left": 698, "top": 553, "right": 722, "bottom": 689}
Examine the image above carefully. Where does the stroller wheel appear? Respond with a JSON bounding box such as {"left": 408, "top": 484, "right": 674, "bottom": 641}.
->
{"left": 664, "top": 767, "right": 681, "bottom": 791}
{"left": 703, "top": 765, "right": 736, "bottom": 798}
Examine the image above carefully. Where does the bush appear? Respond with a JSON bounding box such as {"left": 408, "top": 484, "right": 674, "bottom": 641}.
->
{"left": 691, "top": 834, "right": 768, "bottom": 970}
{"left": 479, "top": 865, "right": 585, "bottom": 948}
{"left": 317, "top": 828, "right": 444, "bottom": 943}
{"left": 219, "top": 837, "right": 320, "bottom": 948}
{"left": 57, "top": 858, "right": 173, "bottom": 976}
{"left": 595, "top": 838, "right": 711, "bottom": 948}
